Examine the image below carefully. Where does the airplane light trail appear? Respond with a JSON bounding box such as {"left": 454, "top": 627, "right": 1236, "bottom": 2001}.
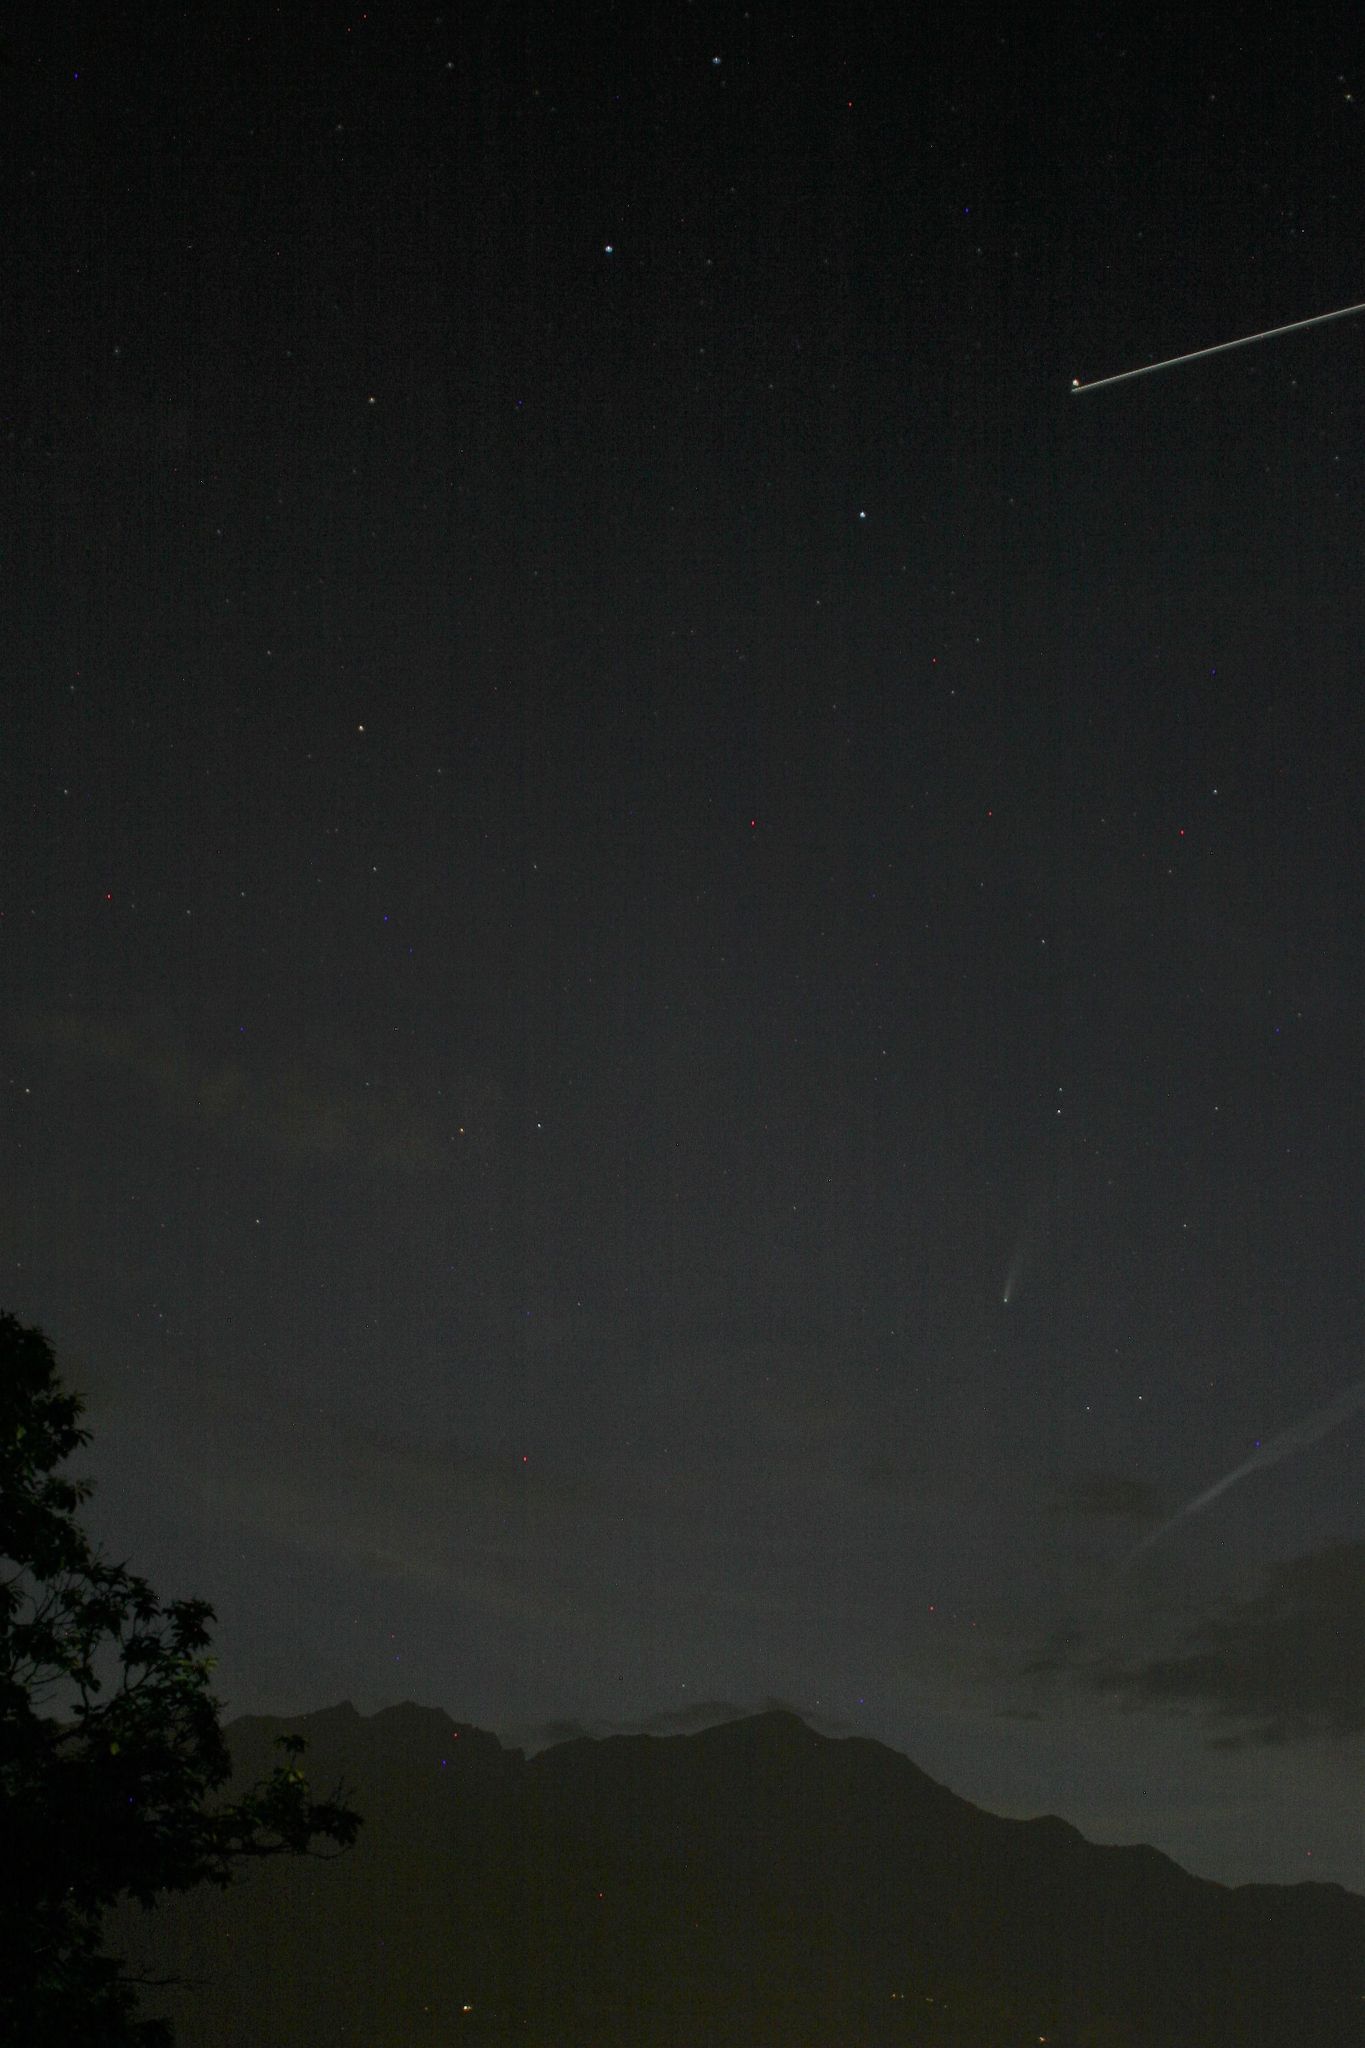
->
{"left": 1070, "top": 298, "right": 1365, "bottom": 393}
{"left": 1125, "top": 1380, "right": 1365, "bottom": 1563}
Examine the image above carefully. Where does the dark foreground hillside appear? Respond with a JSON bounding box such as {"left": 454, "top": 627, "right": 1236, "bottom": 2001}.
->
{"left": 111, "top": 1704, "right": 1365, "bottom": 2047}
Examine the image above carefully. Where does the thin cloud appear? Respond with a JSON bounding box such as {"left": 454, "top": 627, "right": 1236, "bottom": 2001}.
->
{"left": 33, "top": 1009, "right": 456, "bottom": 1173}
{"left": 185, "top": 1397, "right": 621, "bottom": 1616}
{"left": 1050, "top": 1472, "right": 1164, "bottom": 1524}
{"left": 506, "top": 1696, "right": 854, "bottom": 1755}
{"left": 1034, "top": 1543, "right": 1365, "bottom": 1744}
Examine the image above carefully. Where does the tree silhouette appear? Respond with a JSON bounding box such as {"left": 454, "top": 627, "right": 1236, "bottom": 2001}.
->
{"left": 0, "top": 1312, "right": 361, "bottom": 2045}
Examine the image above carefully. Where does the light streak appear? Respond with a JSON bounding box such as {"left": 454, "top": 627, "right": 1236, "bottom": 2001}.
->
{"left": 1070, "top": 298, "right": 1365, "bottom": 394}
{"left": 1127, "top": 1380, "right": 1365, "bottom": 1561}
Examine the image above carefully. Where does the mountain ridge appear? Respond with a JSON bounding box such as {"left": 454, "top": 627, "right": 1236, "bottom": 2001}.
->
{"left": 110, "top": 1702, "right": 1365, "bottom": 2046}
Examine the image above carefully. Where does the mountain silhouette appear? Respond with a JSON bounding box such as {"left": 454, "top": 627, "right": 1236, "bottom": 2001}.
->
{"left": 110, "top": 1703, "right": 1365, "bottom": 2046}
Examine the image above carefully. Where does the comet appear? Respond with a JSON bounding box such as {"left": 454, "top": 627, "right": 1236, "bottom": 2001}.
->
{"left": 1000, "top": 1179, "right": 1051, "bottom": 1307}
{"left": 1070, "top": 297, "right": 1365, "bottom": 394}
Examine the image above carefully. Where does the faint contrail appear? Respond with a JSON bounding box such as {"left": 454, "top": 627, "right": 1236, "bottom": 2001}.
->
{"left": 1127, "top": 1380, "right": 1365, "bottom": 1561}
{"left": 1070, "top": 298, "right": 1365, "bottom": 394}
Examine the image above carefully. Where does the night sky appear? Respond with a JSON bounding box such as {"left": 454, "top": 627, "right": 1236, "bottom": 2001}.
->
{"left": 6, "top": 11, "right": 1362, "bottom": 1892}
